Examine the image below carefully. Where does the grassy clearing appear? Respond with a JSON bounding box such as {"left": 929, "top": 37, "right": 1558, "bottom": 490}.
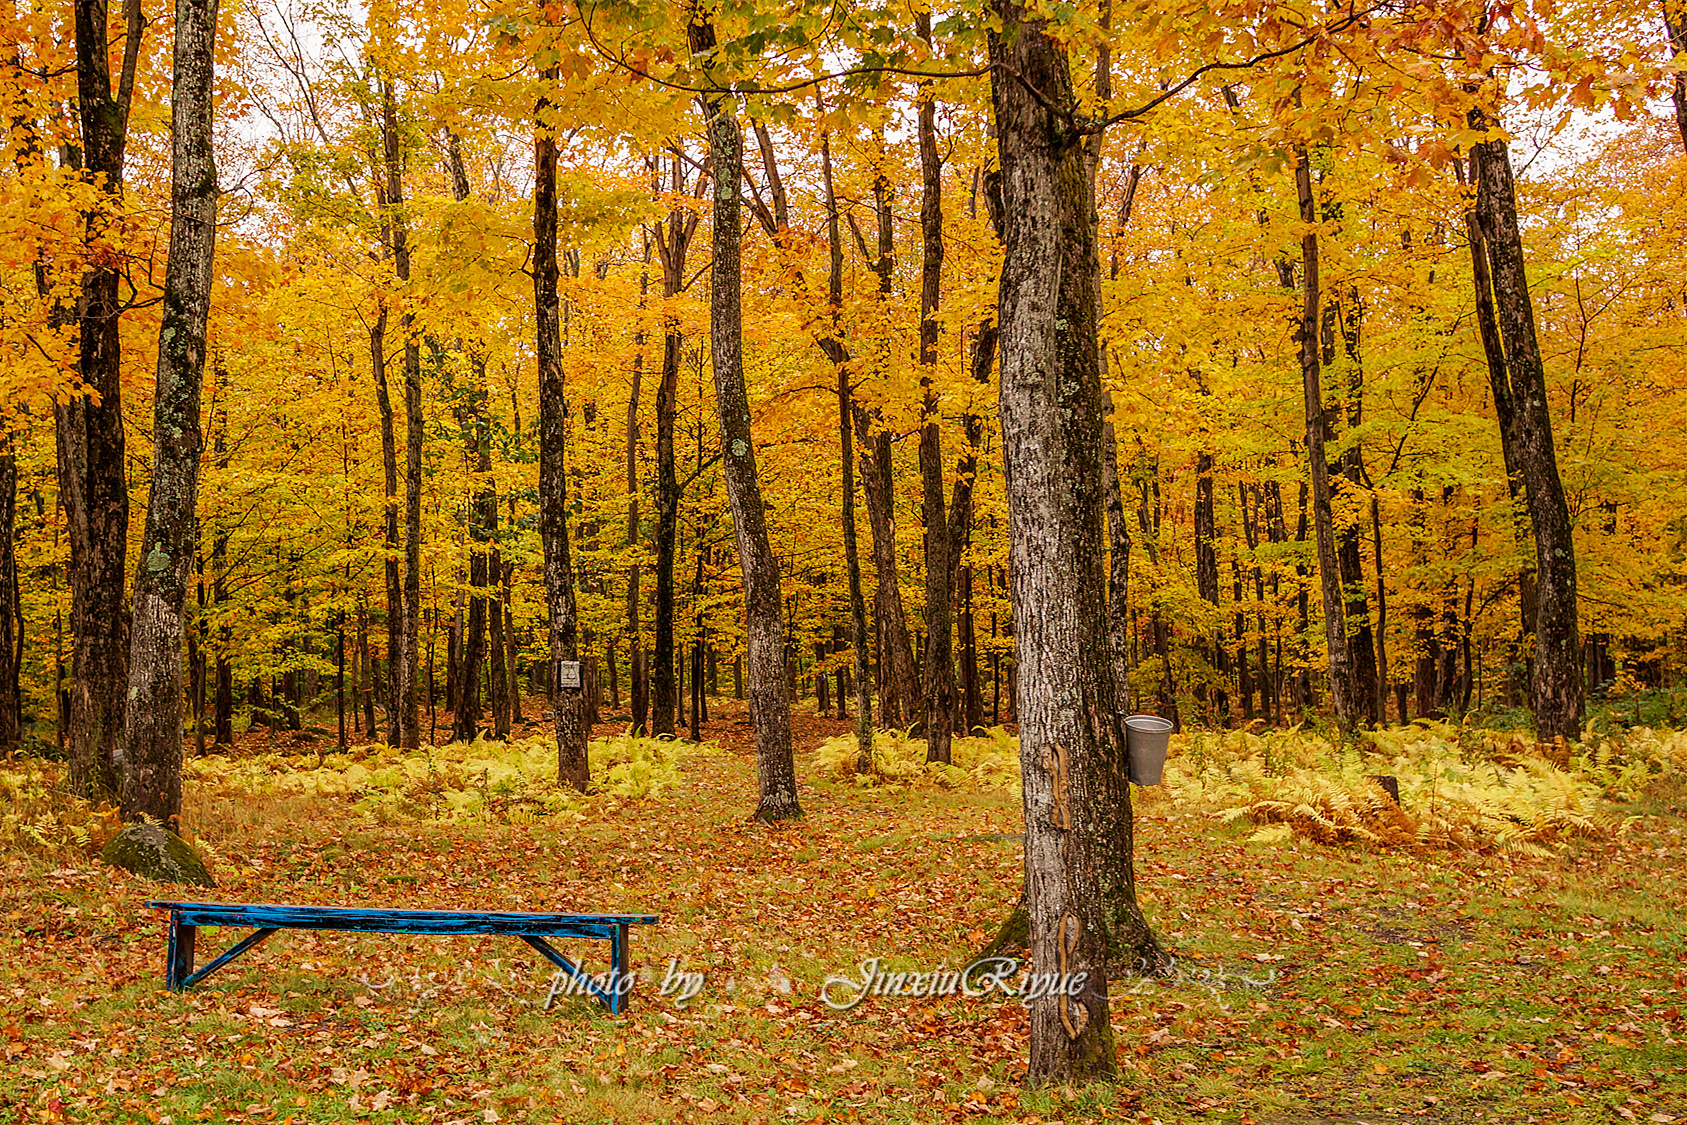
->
{"left": 2, "top": 705, "right": 1684, "bottom": 1124}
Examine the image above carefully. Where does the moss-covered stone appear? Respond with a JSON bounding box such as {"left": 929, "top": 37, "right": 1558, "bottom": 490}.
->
{"left": 99, "top": 822, "right": 216, "bottom": 887}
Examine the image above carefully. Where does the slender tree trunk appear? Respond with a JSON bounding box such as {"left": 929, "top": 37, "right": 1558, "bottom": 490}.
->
{"left": 989, "top": 0, "right": 1163, "bottom": 1079}
{"left": 378, "top": 81, "right": 421, "bottom": 750}
{"left": 654, "top": 318, "right": 681, "bottom": 737}
{"left": 454, "top": 501, "right": 487, "bottom": 742}
{"left": 504, "top": 560, "right": 520, "bottom": 725}
{"left": 853, "top": 158, "right": 921, "bottom": 730}
{"left": 651, "top": 156, "right": 698, "bottom": 739}
{"left": 1324, "top": 282, "right": 1379, "bottom": 725}
{"left": 369, "top": 310, "right": 401, "bottom": 745}
{"left": 61, "top": 0, "right": 143, "bottom": 798}
{"left": 1295, "top": 148, "right": 1358, "bottom": 728}
{"left": 914, "top": 15, "right": 954, "bottom": 763}
{"left": 1193, "top": 452, "right": 1230, "bottom": 723}
{"left": 854, "top": 428, "right": 919, "bottom": 727}
{"left": 119, "top": 0, "right": 219, "bottom": 825}
{"left": 691, "top": 11, "right": 800, "bottom": 820}
{"left": 213, "top": 528, "right": 233, "bottom": 744}
{"left": 0, "top": 438, "right": 19, "bottom": 752}
{"left": 536, "top": 66, "right": 590, "bottom": 790}
{"left": 1100, "top": 401, "right": 1133, "bottom": 717}
{"left": 948, "top": 324, "right": 994, "bottom": 737}
{"left": 1135, "top": 463, "right": 1179, "bottom": 725}
{"left": 358, "top": 596, "right": 376, "bottom": 735}
{"left": 1371, "top": 494, "right": 1389, "bottom": 723}
{"left": 627, "top": 230, "right": 650, "bottom": 732}
{"left": 489, "top": 550, "right": 510, "bottom": 738}
{"left": 1468, "top": 108, "right": 1583, "bottom": 739}
{"left": 335, "top": 606, "right": 346, "bottom": 750}
{"left": 1666, "top": 0, "right": 1687, "bottom": 151}
{"left": 819, "top": 126, "right": 875, "bottom": 771}
{"left": 446, "top": 149, "right": 492, "bottom": 745}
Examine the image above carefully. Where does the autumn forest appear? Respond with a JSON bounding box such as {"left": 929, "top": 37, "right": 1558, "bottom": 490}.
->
{"left": 4, "top": 0, "right": 1687, "bottom": 1104}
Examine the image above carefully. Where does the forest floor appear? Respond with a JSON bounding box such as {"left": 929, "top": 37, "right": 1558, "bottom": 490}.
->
{"left": 2, "top": 699, "right": 1684, "bottom": 1124}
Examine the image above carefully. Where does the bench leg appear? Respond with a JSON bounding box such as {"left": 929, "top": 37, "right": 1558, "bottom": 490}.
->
{"left": 610, "top": 924, "right": 631, "bottom": 1015}
{"left": 166, "top": 915, "right": 196, "bottom": 992}
{"left": 182, "top": 928, "right": 279, "bottom": 990}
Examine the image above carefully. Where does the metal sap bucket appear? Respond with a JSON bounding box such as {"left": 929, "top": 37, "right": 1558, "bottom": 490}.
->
{"left": 1123, "top": 715, "right": 1174, "bottom": 785}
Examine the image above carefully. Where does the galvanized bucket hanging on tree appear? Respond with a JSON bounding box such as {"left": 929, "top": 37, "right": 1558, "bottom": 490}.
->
{"left": 1123, "top": 715, "right": 1174, "bottom": 785}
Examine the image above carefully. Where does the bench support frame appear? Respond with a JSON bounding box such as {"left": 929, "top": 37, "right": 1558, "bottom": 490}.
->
{"left": 149, "top": 902, "right": 655, "bottom": 1015}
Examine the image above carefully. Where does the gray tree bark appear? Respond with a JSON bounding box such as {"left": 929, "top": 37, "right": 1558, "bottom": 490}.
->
{"left": 652, "top": 155, "right": 699, "bottom": 739}
{"left": 1294, "top": 148, "right": 1359, "bottom": 728}
{"left": 989, "top": 0, "right": 1163, "bottom": 1079}
{"left": 380, "top": 81, "right": 422, "bottom": 750}
{"left": 119, "top": 0, "right": 220, "bottom": 825}
{"left": 853, "top": 158, "right": 921, "bottom": 730}
{"left": 689, "top": 11, "right": 800, "bottom": 821}
{"left": 1468, "top": 106, "right": 1584, "bottom": 740}
{"left": 61, "top": 0, "right": 143, "bottom": 797}
{"left": 536, "top": 66, "right": 590, "bottom": 790}
{"left": 914, "top": 14, "right": 955, "bottom": 763}
{"left": 819, "top": 127, "right": 875, "bottom": 771}
{"left": 0, "top": 437, "right": 20, "bottom": 752}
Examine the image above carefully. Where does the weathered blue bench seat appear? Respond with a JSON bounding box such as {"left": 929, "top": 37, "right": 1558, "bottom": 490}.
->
{"left": 146, "top": 901, "right": 658, "bottom": 1014}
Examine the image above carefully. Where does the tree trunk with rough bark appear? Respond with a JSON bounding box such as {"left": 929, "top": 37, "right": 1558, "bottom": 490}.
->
{"left": 651, "top": 156, "right": 699, "bottom": 739}
{"left": 1468, "top": 107, "right": 1583, "bottom": 740}
{"left": 120, "top": 0, "right": 219, "bottom": 824}
{"left": 853, "top": 159, "right": 921, "bottom": 730}
{"left": 819, "top": 126, "right": 875, "bottom": 772}
{"left": 1295, "top": 148, "right": 1358, "bottom": 728}
{"left": 0, "top": 438, "right": 19, "bottom": 753}
{"left": 368, "top": 310, "right": 401, "bottom": 745}
{"left": 914, "top": 17, "right": 954, "bottom": 763}
{"left": 627, "top": 229, "right": 651, "bottom": 733}
{"left": 989, "top": 0, "right": 1163, "bottom": 1080}
{"left": 1324, "top": 282, "right": 1379, "bottom": 726}
{"left": 690, "top": 11, "right": 800, "bottom": 821}
{"left": 379, "top": 81, "right": 421, "bottom": 750}
{"left": 61, "top": 0, "right": 143, "bottom": 798}
{"left": 536, "top": 67, "right": 590, "bottom": 791}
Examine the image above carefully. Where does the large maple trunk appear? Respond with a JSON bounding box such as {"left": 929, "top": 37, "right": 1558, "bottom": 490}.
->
{"left": 61, "top": 0, "right": 142, "bottom": 798}
{"left": 1468, "top": 114, "right": 1583, "bottom": 740}
{"left": 690, "top": 16, "right": 800, "bottom": 821}
{"left": 1294, "top": 149, "right": 1359, "bottom": 728}
{"left": 535, "top": 68, "right": 590, "bottom": 791}
{"left": 120, "top": 0, "right": 219, "bottom": 824}
{"left": 914, "top": 27, "right": 955, "bottom": 763}
{"left": 989, "top": 0, "right": 1162, "bottom": 1079}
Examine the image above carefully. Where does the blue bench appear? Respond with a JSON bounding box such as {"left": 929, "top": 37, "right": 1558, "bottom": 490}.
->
{"left": 146, "top": 901, "right": 659, "bottom": 1014}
